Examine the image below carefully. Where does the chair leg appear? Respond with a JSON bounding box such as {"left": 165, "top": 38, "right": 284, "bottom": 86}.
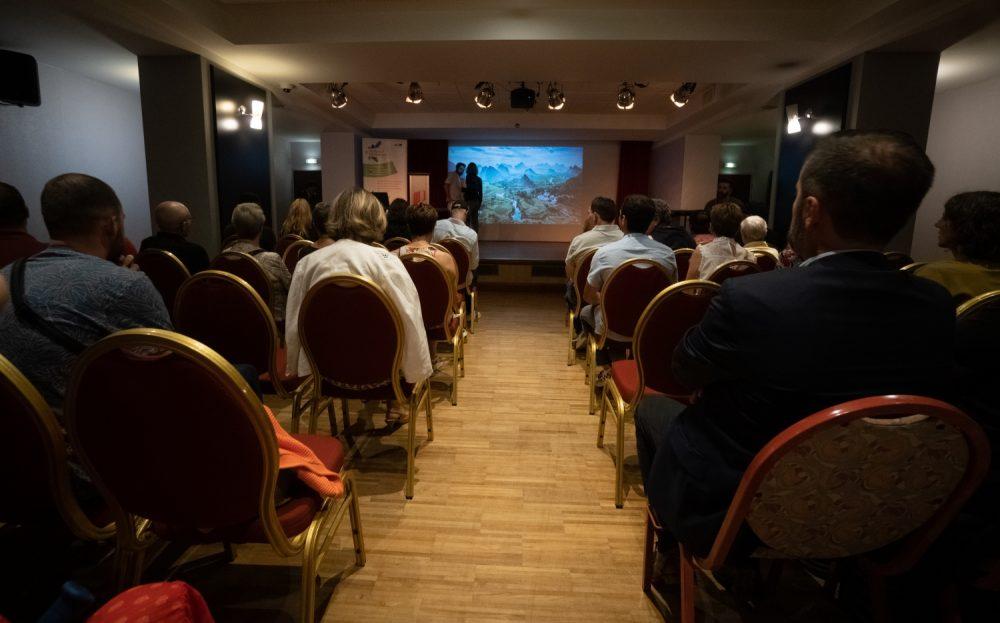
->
{"left": 424, "top": 390, "right": 434, "bottom": 442}
{"left": 305, "top": 391, "right": 320, "bottom": 435}
{"left": 470, "top": 290, "right": 478, "bottom": 334}
{"left": 597, "top": 382, "right": 608, "bottom": 448}
{"left": 451, "top": 338, "right": 459, "bottom": 406}
{"left": 405, "top": 397, "right": 418, "bottom": 499}
{"left": 587, "top": 339, "right": 598, "bottom": 414}
{"left": 867, "top": 572, "right": 891, "bottom": 623}
{"left": 299, "top": 537, "right": 318, "bottom": 623}
{"left": 642, "top": 510, "right": 656, "bottom": 593}
{"left": 567, "top": 310, "right": 576, "bottom": 366}
{"left": 326, "top": 399, "right": 338, "bottom": 436}
{"left": 679, "top": 544, "right": 697, "bottom": 623}
{"left": 615, "top": 406, "right": 625, "bottom": 509}
{"left": 347, "top": 481, "right": 366, "bottom": 567}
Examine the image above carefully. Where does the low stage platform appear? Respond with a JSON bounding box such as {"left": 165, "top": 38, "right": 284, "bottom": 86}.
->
{"left": 478, "top": 240, "right": 568, "bottom": 288}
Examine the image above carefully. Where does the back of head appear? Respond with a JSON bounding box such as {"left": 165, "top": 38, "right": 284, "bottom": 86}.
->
{"left": 282, "top": 198, "right": 312, "bottom": 236}
{"left": 41, "top": 173, "right": 122, "bottom": 239}
{"left": 311, "top": 201, "right": 332, "bottom": 238}
{"left": 740, "top": 215, "right": 768, "bottom": 243}
{"left": 591, "top": 196, "right": 618, "bottom": 223}
{"left": 449, "top": 200, "right": 468, "bottom": 220}
{"left": 231, "top": 202, "right": 265, "bottom": 240}
{"left": 153, "top": 201, "right": 191, "bottom": 235}
{"left": 944, "top": 191, "right": 1000, "bottom": 264}
{"left": 690, "top": 211, "right": 711, "bottom": 235}
{"left": 388, "top": 198, "right": 409, "bottom": 218}
{"left": 406, "top": 202, "right": 438, "bottom": 237}
{"left": 620, "top": 194, "right": 656, "bottom": 234}
{"left": 800, "top": 130, "right": 935, "bottom": 246}
{"left": 329, "top": 187, "right": 386, "bottom": 243}
{"left": 651, "top": 198, "right": 671, "bottom": 225}
{"left": 709, "top": 202, "right": 745, "bottom": 238}
{"left": 0, "top": 182, "right": 29, "bottom": 229}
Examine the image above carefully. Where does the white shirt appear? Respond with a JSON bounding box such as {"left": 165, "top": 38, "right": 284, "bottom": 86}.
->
{"left": 696, "top": 236, "right": 755, "bottom": 279}
{"left": 433, "top": 217, "right": 480, "bottom": 274}
{"left": 284, "top": 239, "right": 433, "bottom": 384}
{"left": 445, "top": 171, "right": 464, "bottom": 202}
{"left": 565, "top": 223, "right": 623, "bottom": 265}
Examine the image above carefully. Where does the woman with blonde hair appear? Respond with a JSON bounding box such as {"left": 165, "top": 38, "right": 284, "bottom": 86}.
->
{"left": 686, "top": 202, "right": 755, "bottom": 279}
{"left": 281, "top": 198, "right": 314, "bottom": 239}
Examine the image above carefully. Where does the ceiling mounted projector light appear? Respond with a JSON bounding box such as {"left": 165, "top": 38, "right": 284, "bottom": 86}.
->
{"left": 546, "top": 82, "right": 565, "bottom": 110}
{"left": 785, "top": 104, "right": 801, "bottom": 134}
{"left": 617, "top": 82, "right": 636, "bottom": 110}
{"left": 405, "top": 81, "right": 423, "bottom": 104}
{"left": 329, "top": 83, "right": 348, "bottom": 109}
{"left": 670, "top": 82, "right": 697, "bottom": 108}
{"left": 474, "top": 82, "right": 495, "bottom": 109}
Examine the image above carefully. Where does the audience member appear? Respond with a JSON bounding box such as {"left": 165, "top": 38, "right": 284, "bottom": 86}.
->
{"left": 915, "top": 191, "right": 1000, "bottom": 303}
{"left": 312, "top": 201, "right": 334, "bottom": 249}
{"left": 445, "top": 163, "right": 466, "bottom": 203}
{"left": 223, "top": 193, "right": 276, "bottom": 250}
{"left": 0, "top": 173, "right": 171, "bottom": 408}
{"left": 394, "top": 202, "right": 460, "bottom": 288}
{"left": 565, "top": 197, "right": 622, "bottom": 279}
{"left": 703, "top": 179, "right": 747, "bottom": 213}
{"left": 686, "top": 202, "right": 755, "bottom": 279}
{"left": 384, "top": 197, "right": 411, "bottom": 241}
{"left": 223, "top": 202, "right": 292, "bottom": 323}
{"left": 648, "top": 198, "right": 696, "bottom": 251}
{"left": 689, "top": 212, "right": 715, "bottom": 245}
{"left": 139, "top": 201, "right": 210, "bottom": 274}
{"left": 0, "top": 182, "right": 48, "bottom": 267}
{"left": 285, "top": 188, "right": 432, "bottom": 403}
{"left": 280, "top": 198, "right": 314, "bottom": 239}
{"left": 739, "top": 215, "right": 771, "bottom": 250}
{"left": 635, "top": 130, "right": 954, "bottom": 558}
{"left": 433, "top": 200, "right": 480, "bottom": 283}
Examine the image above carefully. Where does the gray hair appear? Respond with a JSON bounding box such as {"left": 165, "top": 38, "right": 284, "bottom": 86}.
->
{"left": 740, "top": 215, "right": 768, "bottom": 243}
{"left": 231, "top": 202, "right": 265, "bottom": 239}
{"left": 651, "top": 198, "right": 671, "bottom": 223}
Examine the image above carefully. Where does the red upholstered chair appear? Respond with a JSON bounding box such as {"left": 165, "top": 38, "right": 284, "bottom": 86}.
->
{"left": 384, "top": 237, "right": 411, "bottom": 252}
{"left": 599, "top": 280, "right": 720, "bottom": 508}
{"left": 401, "top": 253, "right": 464, "bottom": 406}
{"left": 750, "top": 248, "right": 779, "bottom": 272}
{"left": 884, "top": 251, "right": 915, "bottom": 270}
{"left": 567, "top": 247, "right": 598, "bottom": 367}
{"left": 88, "top": 582, "right": 214, "bottom": 623}
{"left": 0, "top": 354, "right": 114, "bottom": 541}
{"left": 707, "top": 259, "right": 760, "bottom": 284}
{"left": 673, "top": 248, "right": 694, "bottom": 281}
{"left": 134, "top": 249, "right": 191, "bottom": 318}
{"left": 438, "top": 237, "right": 479, "bottom": 334}
{"left": 64, "top": 329, "right": 365, "bottom": 623}
{"left": 370, "top": 241, "right": 388, "bottom": 250}
{"left": 209, "top": 251, "right": 273, "bottom": 309}
{"left": 282, "top": 239, "right": 317, "bottom": 275}
{"left": 642, "top": 395, "right": 990, "bottom": 623}
{"left": 173, "top": 271, "right": 308, "bottom": 421}
{"left": 293, "top": 275, "right": 433, "bottom": 499}
{"left": 957, "top": 289, "right": 1000, "bottom": 320}
{"left": 275, "top": 233, "right": 303, "bottom": 258}
{"left": 586, "top": 259, "right": 674, "bottom": 415}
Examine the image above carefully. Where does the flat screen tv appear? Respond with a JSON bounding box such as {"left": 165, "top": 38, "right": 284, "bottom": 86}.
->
{"left": 1, "top": 50, "right": 41, "bottom": 107}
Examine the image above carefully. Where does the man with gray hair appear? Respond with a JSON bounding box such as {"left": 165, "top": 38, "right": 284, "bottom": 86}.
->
{"left": 739, "top": 215, "right": 779, "bottom": 260}
{"left": 224, "top": 202, "right": 291, "bottom": 323}
{"left": 139, "top": 200, "right": 209, "bottom": 274}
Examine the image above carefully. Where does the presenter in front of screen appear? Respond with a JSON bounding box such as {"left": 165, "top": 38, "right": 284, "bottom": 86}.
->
{"left": 463, "top": 162, "right": 483, "bottom": 231}
{"left": 445, "top": 162, "right": 466, "bottom": 204}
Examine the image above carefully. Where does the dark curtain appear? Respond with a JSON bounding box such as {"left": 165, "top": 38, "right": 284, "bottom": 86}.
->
{"left": 408, "top": 139, "right": 449, "bottom": 216}
{"left": 616, "top": 141, "right": 652, "bottom": 206}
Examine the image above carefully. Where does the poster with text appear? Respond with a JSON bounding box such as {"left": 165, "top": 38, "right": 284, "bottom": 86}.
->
{"left": 362, "top": 138, "right": 408, "bottom": 201}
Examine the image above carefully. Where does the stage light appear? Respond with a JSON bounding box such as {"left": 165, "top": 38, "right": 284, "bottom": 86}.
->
{"left": 218, "top": 118, "right": 239, "bottom": 132}
{"left": 474, "top": 82, "right": 495, "bottom": 109}
{"left": 305, "top": 157, "right": 318, "bottom": 165}
{"left": 785, "top": 104, "right": 801, "bottom": 134}
{"left": 546, "top": 82, "right": 565, "bottom": 110}
{"left": 617, "top": 82, "right": 635, "bottom": 110}
{"left": 725, "top": 162, "right": 736, "bottom": 169}
{"left": 670, "top": 82, "right": 697, "bottom": 108}
{"left": 405, "top": 82, "right": 423, "bottom": 104}
{"left": 811, "top": 119, "right": 836, "bottom": 135}
{"left": 329, "top": 83, "right": 348, "bottom": 109}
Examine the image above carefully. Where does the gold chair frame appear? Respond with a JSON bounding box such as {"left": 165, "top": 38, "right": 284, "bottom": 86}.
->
{"left": 957, "top": 289, "right": 1000, "bottom": 318}
{"left": 440, "top": 237, "right": 479, "bottom": 335}
{"left": 283, "top": 239, "right": 319, "bottom": 273}
{"left": 293, "top": 274, "right": 434, "bottom": 500}
{"left": 0, "top": 354, "right": 115, "bottom": 542}
{"left": 211, "top": 251, "right": 275, "bottom": 308}
{"left": 276, "top": 233, "right": 304, "bottom": 257}
{"left": 707, "top": 258, "right": 759, "bottom": 284}
{"left": 64, "top": 329, "right": 365, "bottom": 623}
{"left": 673, "top": 248, "right": 695, "bottom": 281}
{"left": 900, "top": 262, "right": 927, "bottom": 273}
{"left": 384, "top": 237, "right": 411, "bottom": 251}
{"left": 370, "top": 241, "right": 388, "bottom": 250}
{"left": 567, "top": 247, "right": 598, "bottom": 367}
{"left": 586, "top": 259, "right": 673, "bottom": 415}
{"left": 401, "top": 252, "right": 465, "bottom": 406}
{"left": 135, "top": 248, "right": 191, "bottom": 278}
{"left": 598, "top": 280, "right": 720, "bottom": 508}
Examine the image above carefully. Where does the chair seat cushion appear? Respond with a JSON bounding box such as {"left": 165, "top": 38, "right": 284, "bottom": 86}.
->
{"left": 259, "top": 346, "right": 306, "bottom": 392}
{"left": 610, "top": 360, "right": 662, "bottom": 403}
{"left": 88, "top": 581, "right": 214, "bottom": 623}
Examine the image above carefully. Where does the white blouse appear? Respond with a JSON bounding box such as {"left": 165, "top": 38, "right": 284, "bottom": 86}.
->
{"left": 696, "top": 236, "right": 756, "bottom": 279}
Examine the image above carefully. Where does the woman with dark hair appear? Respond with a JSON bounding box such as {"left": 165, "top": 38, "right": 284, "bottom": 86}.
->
{"left": 686, "top": 202, "right": 754, "bottom": 279}
{"left": 393, "top": 203, "right": 459, "bottom": 291}
{"left": 463, "top": 162, "right": 483, "bottom": 231}
{"left": 689, "top": 211, "right": 715, "bottom": 246}
{"left": 915, "top": 191, "right": 1000, "bottom": 303}
{"left": 384, "top": 197, "right": 411, "bottom": 241}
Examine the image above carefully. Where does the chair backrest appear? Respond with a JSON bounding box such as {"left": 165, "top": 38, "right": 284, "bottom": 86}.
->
{"left": 750, "top": 249, "right": 778, "bottom": 272}
{"left": 702, "top": 395, "right": 990, "bottom": 571}
{"left": 673, "top": 248, "right": 694, "bottom": 280}
{"left": 400, "top": 253, "right": 458, "bottom": 339}
{"left": 884, "top": 251, "right": 915, "bottom": 270}
{"left": 210, "top": 251, "right": 273, "bottom": 306}
{"left": 634, "top": 281, "right": 721, "bottom": 402}
{"left": 64, "top": 329, "right": 283, "bottom": 540}
{"left": 438, "top": 238, "right": 471, "bottom": 288}
{"left": 134, "top": 249, "right": 191, "bottom": 315}
{"left": 282, "top": 239, "right": 317, "bottom": 275}
{"left": 274, "top": 234, "right": 303, "bottom": 257}
{"left": 298, "top": 275, "right": 406, "bottom": 400}
{"left": 0, "top": 355, "right": 112, "bottom": 540}
{"left": 173, "top": 271, "right": 278, "bottom": 379}
{"left": 957, "top": 289, "right": 1000, "bottom": 321}
{"left": 707, "top": 259, "right": 760, "bottom": 284}
{"left": 384, "top": 237, "right": 411, "bottom": 252}
{"left": 571, "top": 248, "right": 599, "bottom": 316}
{"left": 900, "top": 262, "right": 926, "bottom": 273}
{"left": 600, "top": 259, "right": 674, "bottom": 344}
{"left": 371, "top": 241, "right": 387, "bottom": 250}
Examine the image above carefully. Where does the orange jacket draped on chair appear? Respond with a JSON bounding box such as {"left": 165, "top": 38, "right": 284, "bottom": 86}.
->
{"left": 266, "top": 407, "right": 344, "bottom": 498}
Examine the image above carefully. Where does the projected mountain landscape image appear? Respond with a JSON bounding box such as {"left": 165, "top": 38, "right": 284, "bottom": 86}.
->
{"left": 448, "top": 146, "right": 584, "bottom": 225}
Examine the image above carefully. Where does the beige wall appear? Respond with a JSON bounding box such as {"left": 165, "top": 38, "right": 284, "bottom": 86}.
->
{"left": 649, "top": 134, "right": 721, "bottom": 214}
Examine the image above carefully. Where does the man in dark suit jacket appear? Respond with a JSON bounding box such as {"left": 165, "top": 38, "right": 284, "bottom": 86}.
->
{"left": 635, "top": 130, "right": 956, "bottom": 557}
{"left": 139, "top": 201, "right": 210, "bottom": 274}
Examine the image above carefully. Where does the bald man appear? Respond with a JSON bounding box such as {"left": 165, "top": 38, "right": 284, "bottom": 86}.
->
{"left": 139, "top": 201, "right": 210, "bottom": 274}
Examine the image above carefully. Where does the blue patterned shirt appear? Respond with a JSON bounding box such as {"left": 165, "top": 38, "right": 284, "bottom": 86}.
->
{"left": 0, "top": 247, "right": 172, "bottom": 408}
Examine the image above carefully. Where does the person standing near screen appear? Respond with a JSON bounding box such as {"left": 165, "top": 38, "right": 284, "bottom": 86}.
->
{"left": 463, "top": 163, "right": 483, "bottom": 231}
{"left": 445, "top": 162, "right": 466, "bottom": 204}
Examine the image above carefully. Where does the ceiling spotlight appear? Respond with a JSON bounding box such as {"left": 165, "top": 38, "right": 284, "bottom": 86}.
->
{"left": 546, "top": 82, "right": 565, "bottom": 111}
{"left": 474, "top": 82, "right": 495, "bottom": 109}
{"left": 329, "top": 83, "right": 348, "bottom": 109}
{"left": 811, "top": 119, "right": 836, "bottom": 135}
{"left": 236, "top": 99, "right": 265, "bottom": 130}
{"left": 670, "top": 82, "right": 697, "bottom": 108}
{"left": 405, "top": 81, "right": 423, "bottom": 104}
{"left": 785, "top": 104, "right": 801, "bottom": 134}
{"left": 724, "top": 162, "right": 736, "bottom": 169}
{"left": 617, "top": 82, "right": 636, "bottom": 110}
